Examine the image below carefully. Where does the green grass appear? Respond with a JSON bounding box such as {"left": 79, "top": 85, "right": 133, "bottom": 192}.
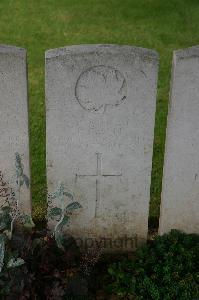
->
{"left": 0, "top": 0, "right": 199, "bottom": 221}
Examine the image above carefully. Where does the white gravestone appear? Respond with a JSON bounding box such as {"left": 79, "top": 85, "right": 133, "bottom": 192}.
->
{"left": 46, "top": 45, "right": 158, "bottom": 250}
{"left": 159, "top": 46, "right": 199, "bottom": 235}
{"left": 0, "top": 45, "right": 31, "bottom": 215}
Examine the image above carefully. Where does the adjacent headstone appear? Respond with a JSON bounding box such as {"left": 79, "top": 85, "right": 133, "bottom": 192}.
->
{"left": 46, "top": 44, "right": 158, "bottom": 250}
{"left": 159, "top": 46, "right": 199, "bottom": 235}
{"left": 0, "top": 45, "right": 31, "bottom": 215}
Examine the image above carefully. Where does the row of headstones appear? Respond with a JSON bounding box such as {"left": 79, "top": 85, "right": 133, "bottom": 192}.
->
{"left": 0, "top": 44, "right": 198, "bottom": 250}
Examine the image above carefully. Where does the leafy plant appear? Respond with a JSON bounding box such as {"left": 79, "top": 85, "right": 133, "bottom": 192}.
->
{"left": 0, "top": 228, "right": 88, "bottom": 298}
{"left": 0, "top": 153, "right": 34, "bottom": 239}
{"left": 105, "top": 230, "right": 199, "bottom": 299}
{"left": 0, "top": 234, "right": 5, "bottom": 272}
{"left": 0, "top": 153, "right": 34, "bottom": 276}
{"left": 48, "top": 182, "right": 82, "bottom": 250}
{"left": 10, "top": 152, "right": 34, "bottom": 234}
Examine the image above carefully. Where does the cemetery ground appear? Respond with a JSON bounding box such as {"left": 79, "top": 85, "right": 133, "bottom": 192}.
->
{"left": 1, "top": 0, "right": 199, "bottom": 222}
{"left": 0, "top": 224, "right": 198, "bottom": 298}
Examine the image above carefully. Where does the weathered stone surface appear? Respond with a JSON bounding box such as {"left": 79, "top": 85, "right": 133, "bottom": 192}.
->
{"left": 159, "top": 46, "right": 199, "bottom": 235}
{"left": 0, "top": 45, "right": 31, "bottom": 215}
{"left": 46, "top": 44, "right": 158, "bottom": 250}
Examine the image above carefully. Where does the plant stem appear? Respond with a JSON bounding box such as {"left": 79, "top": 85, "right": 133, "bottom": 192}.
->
{"left": 10, "top": 179, "right": 20, "bottom": 239}
{"left": 54, "top": 191, "right": 65, "bottom": 249}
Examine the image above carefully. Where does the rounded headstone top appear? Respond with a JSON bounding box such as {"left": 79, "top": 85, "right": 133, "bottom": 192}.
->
{"left": 45, "top": 44, "right": 159, "bottom": 60}
{"left": 0, "top": 45, "right": 26, "bottom": 57}
{"left": 174, "top": 45, "right": 199, "bottom": 61}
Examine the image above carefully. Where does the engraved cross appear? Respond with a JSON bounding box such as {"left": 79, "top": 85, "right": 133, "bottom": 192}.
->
{"left": 76, "top": 153, "right": 122, "bottom": 217}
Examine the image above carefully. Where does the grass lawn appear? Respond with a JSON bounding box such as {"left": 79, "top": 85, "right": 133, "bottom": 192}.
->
{"left": 0, "top": 0, "right": 199, "bottom": 222}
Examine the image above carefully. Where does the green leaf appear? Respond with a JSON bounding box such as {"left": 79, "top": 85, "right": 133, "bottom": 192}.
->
{"left": 23, "top": 174, "right": 30, "bottom": 188}
{"left": 1, "top": 206, "right": 11, "bottom": 213}
{"left": 22, "top": 214, "right": 35, "bottom": 228}
{"left": 63, "top": 192, "right": 73, "bottom": 200}
{"left": 7, "top": 257, "right": 25, "bottom": 268}
{"left": 48, "top": 207, "right": 62, "bottom": 219}
{"left": 66, "top": 202, "right": 82, "bottom": 212}
{"left": 0, "top": 234, "right": 5, "bottom": 272}
{"left": 0, "top": 209, "right": 12, "bottom": 232}
{"left": 0, "top": 222, "right": 8, "bottom": 231}
{"left": 55, "top": 228, "right": 64, "bottom": 250}
{"left": 19, "top": 178, "right": 24, "bottom": 187}
{"left": 61, "top": 215, "right": 69, "bottom": 226}
{"left": 50, "top": 193, "right": 57, "bottom": 199}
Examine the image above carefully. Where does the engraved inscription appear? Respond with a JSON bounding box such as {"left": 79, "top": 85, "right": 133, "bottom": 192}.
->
{"left": 75, "top": 65, "right": 127, "bottom": 113}
{"left": 76, "top": 153, "right": 122, "bottom": 217}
